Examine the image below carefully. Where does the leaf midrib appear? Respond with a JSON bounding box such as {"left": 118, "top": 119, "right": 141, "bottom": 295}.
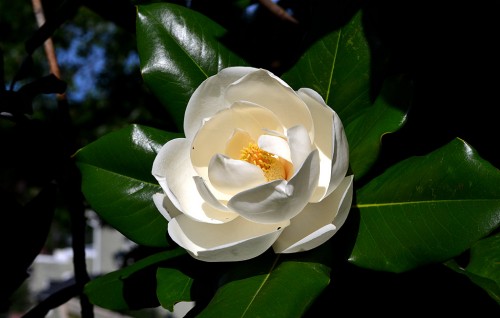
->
{"left": 325, "top": 30, "right": 341, "bottom": 105}
{"left": 241, "top": 255, "right": 281, "bottom": 318}
{"left": 148, "top": 5, "right": 210, "bottom": 79}
{"left": 80, "top": 162, "right": 160, "bottom": 188}
{"left": 356, "top": 198, "right": 499, "bottom": 208}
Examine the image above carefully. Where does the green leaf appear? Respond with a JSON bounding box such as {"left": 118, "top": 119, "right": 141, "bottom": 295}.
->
{"left": 75, "top": 124, "right": 182, "bottom": 247}
{"left": 156, "top": 267, "right": 194, "bottom": 312}
{"left": 197, "top": 253, "right": 330, "bottom": 318}
{"left": 84, "top": 249, "right": 186, "bottom": 310}
{"left": 346, "top": 75, "right": 411, "bottom": 179}
{"left": 445, "top": 233, "right": 500, "bottom": 304}
{"left": 136, "top": 3, "right": 248, "bottom": 130}
{"left": 282, "top": 11, "right": 403, "bottom": 180}
{"left": 350, "top": 138, "right": 500, "bottom": 273}
{"left": 282, "top": 10, "right": 371, "bottom": 124}
{"left": 1, "top": 184, "right": 56, "bottom": 301}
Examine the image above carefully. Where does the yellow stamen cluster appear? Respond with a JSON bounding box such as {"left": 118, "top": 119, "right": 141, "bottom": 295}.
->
{"left": 240, "top": 143, "right": 286, "bottom": 181}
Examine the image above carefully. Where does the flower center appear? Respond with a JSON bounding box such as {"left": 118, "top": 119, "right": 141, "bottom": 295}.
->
{"left": 240, "top": 143, "right": 286, "bottom": 181}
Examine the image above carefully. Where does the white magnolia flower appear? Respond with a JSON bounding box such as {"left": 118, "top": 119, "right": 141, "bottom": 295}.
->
{"left": 152, "top": 67, "right": 353, "bottom": 262}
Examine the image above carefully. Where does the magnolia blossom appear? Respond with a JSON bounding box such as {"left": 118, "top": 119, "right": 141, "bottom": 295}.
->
{"left": 152, "top": 67, "right": 353, "bottom": 262}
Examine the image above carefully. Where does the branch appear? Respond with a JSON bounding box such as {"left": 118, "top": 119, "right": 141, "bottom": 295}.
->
{"left": 259, "top": 0, "right": 298, "bottom": 24}
{"left": 31, "top": 0, "right": 65, "bottom": 101}
{"left": 22, "top": 283, "right": 79, "bottom": 318}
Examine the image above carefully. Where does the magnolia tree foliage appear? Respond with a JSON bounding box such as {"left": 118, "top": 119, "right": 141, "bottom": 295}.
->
{"left": 1, "top": 1, "right": 499, "bottom": 317}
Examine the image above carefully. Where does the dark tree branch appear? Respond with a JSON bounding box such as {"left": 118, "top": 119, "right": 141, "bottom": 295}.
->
{"left": 22, "top": 283, "right": 79, "bottom": 318}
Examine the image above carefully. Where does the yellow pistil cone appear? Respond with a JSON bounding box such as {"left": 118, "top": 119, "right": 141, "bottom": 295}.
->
{"left": 240, "top": 143, "right": 286, "bottom": 181}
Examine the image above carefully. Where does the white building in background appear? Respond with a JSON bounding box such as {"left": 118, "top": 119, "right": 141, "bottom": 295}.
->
{"left": 27, "top": 210, "right": 194, "bottom": 318}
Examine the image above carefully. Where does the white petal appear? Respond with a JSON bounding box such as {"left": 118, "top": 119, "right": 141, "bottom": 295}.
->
{"left": 225, "top": 69, "right": 314, "bottom": 138}
{"left": 168, "top": 214, "right": 290, "bottom": 262}
{"left": 261, "top": 129, "right": 286, "bottom": 138}
{"left": 191, "top": 101, "right": 284, "bottom": 181}
{"left": 286, "top": 125, "right": 313, "bottom": 173}
{"left": 152, "top": 138, "right": 185, "bottom": 212}
{"left": 208, "top": 154, "right": 266, "bottom": 195}
{"left": 184, "top": 67, "right": 258, "bottom": 139}
{"left": 152, "top": 193, "right": 182, "bottom": 222}
{"left": 192, "top": 177, "right": 234, "bottom": 214}
{"left": 330, "top": 175, "right": 355, "bottom": 230}
{"left": 257, "top": 134, "right": 291, "bottom": 162}
{"left": 152, "top": 138, "right": 234, "bottom": 224}
{"left": 227, "top": 150, "right": 320, "bottom": 224}
{"left": 273, "top": 175, "right": 354, "bottom": 253}
{"left": 298, "top": 88, "right": 349, "bottom": 201}
{"left": 327, "top": 110, "right": 350, "bottom": 196}
{"left": 225, "top": 129, "right": 254, "bottom": 159}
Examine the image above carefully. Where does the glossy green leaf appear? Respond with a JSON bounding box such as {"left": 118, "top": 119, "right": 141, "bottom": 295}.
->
{"left": 197, "top": 253, "right": 330, "bottom": 318}
{"left": 156, "top": 267, "right": 194, "bottom": 312}
{"left": 346, "top": 75, "right": 411, "bottom": 179}
{"left": 445, "top": 233, "right": 500, "bottom": 304}
{"left": 75, "top": 124, "right": 182, "bottom": 247}
{"left": 84, "top": 249, "right": 186, "bottom": 310}
{"left": 350, "top": 138, "right": 500, "bottom": 273}
{"left": 1, "top": 184, "right": 56, "bottom": 302}
{"left": 281, "top": 11, "right": 400, "bottom": 180}
{"left": 282, "top": 10, "right": 371, "bottom": 124}
{"left": 136, "top": 3, "right": 248, "bottom": 130}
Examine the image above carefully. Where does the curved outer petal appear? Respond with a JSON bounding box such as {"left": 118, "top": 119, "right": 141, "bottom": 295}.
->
{"left": 286, "top": 125, "right": 313, "bottom": 175}
{"left": 298, "top": 88, "right": 349, "bottom": 202}
{"left": 227, "top": 150, "right": 320, "bottom": 224}
{"left": 184, "top": 67, "right": 258, "bottom": 139}
{"left": 193, "top": 176, "right": 238, "bottom": 207}
{"left": 273, "top": 175, "right": 354, "bottom": 253}
{"left": 191, "top": 101, "right": 284, "bottom": 181}
{"left": 168, "top": 214, "right": 290, "bottom": 262}
{"left": 192, "top": 177, "right": 233, "bottom": 213}
{"left": 208, "top": 154, "right": 266, "bottom": 195}
{"left": 152, "top": 138, "right": 234, "bottom": 224}
{"left": 152, "top": 193, "right": 182, "bottom": 222}
{"left": 225, "top": 69, "right": 315, "bottom": 140}
{"left": 327, "top": 110, "right": 350, "bottom": 196}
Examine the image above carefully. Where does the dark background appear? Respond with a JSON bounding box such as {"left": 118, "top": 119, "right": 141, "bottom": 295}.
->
{"left": 1, "top": 0, "right": 498, "bottom": 316}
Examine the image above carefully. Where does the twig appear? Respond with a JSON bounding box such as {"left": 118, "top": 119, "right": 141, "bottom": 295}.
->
{"left": 22, "top": 283, "right": 79, "bottom": 318}
{"left": 259, "top": 0, "right": 298, "bottom": 24}
{"left": 31, "top": 0, "right": 65, "bottom": 101}
{"left": 29, "top": 1, "right": 94, "bottom": 317}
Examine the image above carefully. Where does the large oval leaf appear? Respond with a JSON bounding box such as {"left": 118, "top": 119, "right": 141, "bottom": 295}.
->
{"left": 156, "top": 267, "right": 194, "bottom": 312}
{"left": 197, "top": 253, "right": 330, "bottom": 318}
{"left": 346, "top": 75, "right": 411, "bottom": 179}
{"left": 350, "top": 138, "right": 500, "bottom": 272}
{"left": 281, "top": 11, "right": 400, "bottom": 180}
{"left": 1, "top": 184, "right": 56, "bottom": 301}
{"left": 75, "top": 124, "right": 182, "bottom": 247}
{"left": 445, "top": 233, "right": 500, "bottom": 304}
{"left": 282, "top": 10, "right": 371, "bottom": 124}
{"left": 136, "top": 3, "right": 249, "bottom": 130}
{"left": 84, "top": 249, "right": 185, "bottom": 310}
